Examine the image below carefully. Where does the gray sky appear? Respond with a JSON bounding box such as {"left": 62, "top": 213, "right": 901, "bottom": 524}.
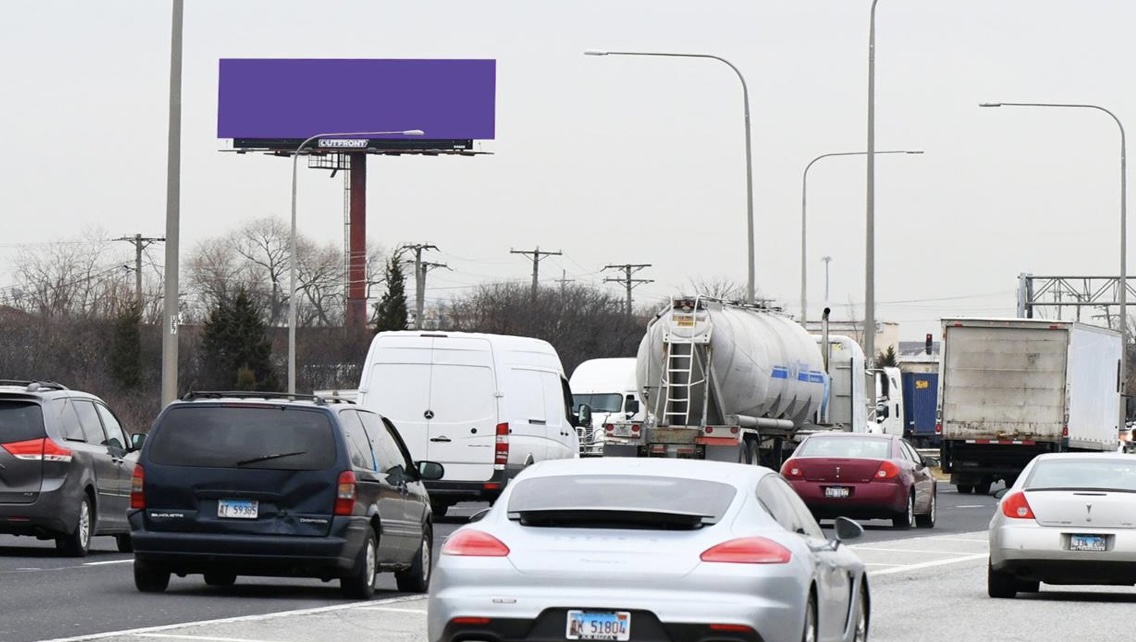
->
{"left": 2, "top": 0, "right": 1133, "bottom": 341}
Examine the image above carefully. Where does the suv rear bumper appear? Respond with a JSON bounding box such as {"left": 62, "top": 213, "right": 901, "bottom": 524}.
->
{"left": 128, "top": 512, "right": 366, "bottom": 577}
{"left": 0, "top": 483, "right": 83, "bottom": 538}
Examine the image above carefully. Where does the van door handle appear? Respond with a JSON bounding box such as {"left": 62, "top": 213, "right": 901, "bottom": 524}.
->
{"left": 430, "top": 437, "right": 452, "bottom": 443}
{"left": 530, "top": 419, "right": 547, "bottom": 425}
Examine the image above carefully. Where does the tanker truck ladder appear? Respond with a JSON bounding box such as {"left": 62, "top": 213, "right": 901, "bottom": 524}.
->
{"left": 661, "top": 341, "right": 708, "bottom": 426}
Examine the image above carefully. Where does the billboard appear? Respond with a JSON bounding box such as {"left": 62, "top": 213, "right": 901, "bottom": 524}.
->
{"left": 217, "top": 58, "right": 496, "bottom": 149}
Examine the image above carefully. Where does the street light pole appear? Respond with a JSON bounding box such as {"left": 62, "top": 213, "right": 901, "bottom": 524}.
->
{"left": 160, "top": 0, "right": 184, "bottom": 407}
{"left": 585, "top": 49, "right": 756, "bottom": 304}
{"left": 288, "top": 129, "right": 423, "bottom": 394}
{"left": 980, "top": 101, "right": 1128, "bottom": 427}
{"left": 801, "top": 149, "right": 921, "bottom": 326}
{"left": 865, "top": 0, "right": 881, "bottom": 367}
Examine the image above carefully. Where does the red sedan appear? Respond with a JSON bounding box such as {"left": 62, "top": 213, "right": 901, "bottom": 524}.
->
{"left": 780, "top": 432, "right": 937, "bottom": 529}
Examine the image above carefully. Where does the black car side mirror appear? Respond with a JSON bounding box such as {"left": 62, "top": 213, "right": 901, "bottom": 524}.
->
{"left": 922, "top": 456, "right": 940, "bottom": 468}
{"left": 130, "top": 433, "right": 146, "bottom": 451}
{"left": 833, "top": 516, "right": 864, "bottom": 543}
{"left": 576, "top": 404, "right": 592, "bottom": 428}
{"left": 417, "top": 460, "right": 445, "bottom": 481}
{"left": 469, "top": 508, "right": 491, "bottom": 522}
{"left": 993, "top": 488, "right": 1010, "bottom": 500}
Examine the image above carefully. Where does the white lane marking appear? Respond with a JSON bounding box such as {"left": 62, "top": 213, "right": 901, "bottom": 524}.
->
{"left": 852, "top": 546, "right": 984, "bottom": 554}
{"left": 923, "top": 537, "right": 987, "bottom": 543}
{"left": 84, "top": 559, "right": 133, "bottom": 566}
{"left": 869, "top": 552, "right": 987, "bottom": 576}
{"left": 137, "top": 635, "right": 276, "bottom": 642}
{"left": 357, "top": 607, "right": 428, "bottom": 614}
{"left": 955, "top": 504, "right": 988, "bottom": 509}
{"left": 38, "top": 594, "right": 428, "bottom": 642}
{"left": 863, "top": 563, "right": 903, "bottom": 567}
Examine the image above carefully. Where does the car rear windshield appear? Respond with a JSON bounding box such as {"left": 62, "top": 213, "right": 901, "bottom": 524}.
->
{"left": 0, "top": 400, "right": 46, "bottom": 444}
{"left": 795, "top": 436, "right": 892, "bottom": 459}
{"left": 149, "top": 405, "right": 337, "bottom": 470}
{"left": 506, "top": 474, "right": 736, "bottom": 528}
{"left": 1026, "top": 459, "right": 1136, "bottom": 492}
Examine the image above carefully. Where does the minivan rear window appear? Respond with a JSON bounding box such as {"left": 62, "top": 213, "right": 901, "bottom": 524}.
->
{"left": 0, "top": 400, "right": 46, "bottom": 444}
{"left": 149, "top": 405, "right": 336, "bottom": 470}
{"left": 506, "top": 474, "right": 736, "bottom": 525}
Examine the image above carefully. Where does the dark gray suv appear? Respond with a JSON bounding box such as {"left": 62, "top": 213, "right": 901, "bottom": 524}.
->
{"left": 0, "top": 380, "right": 137, "bottom": 556}
{"left": 129, "top": 391, "right": 444, "bottom": 599}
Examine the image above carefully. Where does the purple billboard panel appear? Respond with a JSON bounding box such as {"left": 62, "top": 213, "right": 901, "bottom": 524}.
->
{"left": 217, "top": 58, "right": 495, "bottom": 142}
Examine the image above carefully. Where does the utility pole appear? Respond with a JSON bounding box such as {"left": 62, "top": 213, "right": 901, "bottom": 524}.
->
{"left": 115, "top": 234, "right": 165, "bottom": 309}
{"left": 556, "top": 269, "right": 574, "bottom": 298}
{"left": 401, "top": 243, "right": 443, "bottom": 330}
{"left": 603, "top": 263, "right": 653, "bottom": 315}
{"left": 511, "top": 246, "right": 562, "bottom": 298}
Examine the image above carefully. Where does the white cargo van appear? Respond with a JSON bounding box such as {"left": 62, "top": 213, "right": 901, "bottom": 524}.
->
{"left": 568, "top": 357, "right": 646, "bottom": 456}
{"left": 356, "top": 331, "right": 586, "bottom": 515}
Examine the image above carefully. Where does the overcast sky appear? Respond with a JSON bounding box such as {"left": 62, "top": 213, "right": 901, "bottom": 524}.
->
{"left": 2, "top": 0, "right": 1134, "bottom": 341}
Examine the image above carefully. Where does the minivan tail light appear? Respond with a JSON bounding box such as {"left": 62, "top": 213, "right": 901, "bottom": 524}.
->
{"left": 2, "top": 438, "right": 72, "bottom": 463}
{"left": 334, "top": 470, "right": 357, "bottom": 516}
{"left": 130, "top": 465, "right": 145, "bottom": 510}
{"left": 494, "top": 423, "right": 509, "bottom": 470}
{"left": 441, "top": 529, "right": 510, "bottom": 557}
{"left": 874, "top": 460, "right": 900, "bottom": 480}
{"left": 1001, "top": 491, "right": 1036, "bottom": 520}
{"left": 700, "top": 537, "right": 791, "bottom": 564}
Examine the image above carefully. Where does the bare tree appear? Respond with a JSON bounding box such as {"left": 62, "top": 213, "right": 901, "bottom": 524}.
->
{"left": 9, "top": 232, "right": 134, "bottom": 318}
{"left": 683, "top": 276, "right": 750, "bottom": 302}
{"left": 231, "top": 217, "right": 291, "bottom": 325}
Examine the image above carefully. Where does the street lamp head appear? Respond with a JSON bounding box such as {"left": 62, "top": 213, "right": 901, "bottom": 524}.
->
{"left": 979, "top": 102, "right": 1003, "bottom": 108}
{"left": 583, "top": 49, "right": 610, "bottom": 56}
{"left": 401, "top": 129, "right": 425, "bottom": 136}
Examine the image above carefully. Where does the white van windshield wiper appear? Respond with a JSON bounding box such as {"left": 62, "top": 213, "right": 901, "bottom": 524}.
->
{"left": 236, "top": 451, "right": 308, "bottom": 466}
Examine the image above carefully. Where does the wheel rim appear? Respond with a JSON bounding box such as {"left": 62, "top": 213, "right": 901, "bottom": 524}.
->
{"left": 804, "top": 599, "right": 817, "bottom": 642}
{"left": 907, "top": 493, "right": 914, "bottom": 526}
{"left": 854, "top": 590, "right": 868, "bottom": 641}
{"left": 78, "top": 500, "right": 91, "bottom": 549}
{"left": 929, "top": 492, "right": 936, "bottom": 524}
{"left": 365, "top": 538, "right": 377, "bottom": 587}
{"left": 421, "top": 534, "right": 432, "bottom": 583}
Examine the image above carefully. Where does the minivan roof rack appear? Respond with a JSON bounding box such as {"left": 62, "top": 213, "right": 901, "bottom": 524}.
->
{"left": 181, "top": 391, "right": 328, "bottom": 405}
{"left": 0, "top": 380, "right": 70, "bottom": 392}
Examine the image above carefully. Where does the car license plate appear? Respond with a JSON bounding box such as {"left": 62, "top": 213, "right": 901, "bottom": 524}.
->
{"left": 566, "top": 610, "right": 631, "bottom": 641}
{"left": 612, "top": 425, "right": 634, "bottom": 437}
{"left": 1070, "top": 534, "right": 1107, "bottom": 552}
{"left": 825, "top": 486, "right": 850, "bottom": 498}
{"left": 217, "top": 499, "right": 258, "bottom": 519}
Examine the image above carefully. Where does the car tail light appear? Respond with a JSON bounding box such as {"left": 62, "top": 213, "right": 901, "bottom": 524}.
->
{"left": 130, "top": 465, "right": 145, "bottom": 509}
{"left": 442, "top": 529, "right": 511, "bottom": 557}
{"left": 604, "top": 424, "right": 614, "bottom": 433}
{"left": 874, "top": 460, "right": 900, "bottom": 480}
{"left": 700, "top": 537, "right": 791, "bottom": 564}
{"left": 494, "top": 423, "right": 509, "bottom": 470}
{"left": 334, "top": 470, "right": 357, "bottom": 516}
{"left": 780, "top": 459, "right": 803, "bottom": 478}
{"left": 710, "top": 624, "right": 755, "bottom": 633}
{"left": 2, "top": 438, "right": 73, "bottom": 463}
{"left": 1001, "top": 491, "right": 1036, "bottom": 520}
{"left": 451, "top": 617, "right": 491, "bottom": 625}
{"left": 631, "top": 424, "right": 641, "bottom": 433}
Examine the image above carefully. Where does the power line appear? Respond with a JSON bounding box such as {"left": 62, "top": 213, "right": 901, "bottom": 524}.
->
{"left": 510, "top": 246, "right": 562, "bottom": 298}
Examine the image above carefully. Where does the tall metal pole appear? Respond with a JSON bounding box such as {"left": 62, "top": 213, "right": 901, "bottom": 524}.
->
{"left": 288, "top": 129, "right": 423, "bottom": 394}
{"left": 980, "top": 101, "right": 1127, "bottom": 426}
{"left": 584, "top": 49, "right": 755, "bottom": 303}
{"left": 800, "top": 149, "right": 920, "bottom": 326}
{"left": 134, "top": 233, "right": 144, "bottom": 309}
{"left": 865, "top": 0, "right": 881, "bottom": 369}
{"left": 159, "top": 0, "right": 184, "bottom": 407}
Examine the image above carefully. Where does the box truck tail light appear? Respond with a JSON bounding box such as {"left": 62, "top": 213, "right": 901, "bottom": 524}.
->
{"left": 631, "top": 424, "right": 641, "bottom": 433}
{"left": 334, "top": 471, "right": 357, "bottom": 516}
{"left": 873, "top": 460, "right": 901, "bottom": 480}
{"left": 494, "top": 423, "right": 509, "bottom": 469}
{"left": 130, "top": 465, "right": 145, "bottom": 510}
{"left": 700, "top": 537, "right": 791, "bottom": 564}
{"left": 1001, "top": 491, "right": 1036, "bottom": 520}
{"left": 1062, "top": 425, "right": 1069, "bottom": 437}
{"left": 935, "top": 423, "right": 942, "bottom": 435}
{"left": 604, "top": 424, "right": 615, "bottom": 433}
{"left": 2, "top": 438, "right": 73, "bottom": 463}
{"left": 780, "top": 459, "right": 803, "bottom": 478}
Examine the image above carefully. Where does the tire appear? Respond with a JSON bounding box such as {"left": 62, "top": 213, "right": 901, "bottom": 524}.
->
{"left": 1017, "top": 579, "right": 1040, "bottom": 593}
{"left": 341, "top": 528, "right": 378, "bottom": 600}
{"left": 431, "top": 501, "right": 448, "bottom": 518}
{"left": 987, "top": 560, "right": 1018, "bottom": 599}
{"left": 974, "top": 481, "right": 992, "bottom": 496}
{"left": 204, "top": 572, "right": 237, "bottom": 587}
{"left": 134, "top": 559, "right": 170, "bottom": 593}
{"left": 892, "top": 491, "right": 914, "bottom": 529}
{"left": 852, "top": 581, "right": 870, "bottom": 641}
{"left": 801, "top": 591, "right": 818, "bottom": 642}
{"left": 956, "top": 484, "right": 973, "bottom": 494}
{"left": 395, "top": 528, "right": 433, "bottom": 593}
{"left": 115, "top": 534, "right": 133, "bottom": 553}
{"left": 57, "top": 496, "right": 93, "bottom": 557}
{"left": 915, "top": 490, "right": 936, "bottom": 528}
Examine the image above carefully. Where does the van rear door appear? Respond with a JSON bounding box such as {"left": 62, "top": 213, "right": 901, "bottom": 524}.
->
{"left": 426, "top": 338, "right": 498, "bottom": 482}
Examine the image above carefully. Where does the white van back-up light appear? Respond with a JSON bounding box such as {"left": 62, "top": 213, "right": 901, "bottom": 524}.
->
{"left": 494, "top": 423, "right": 509, "bottom": 469}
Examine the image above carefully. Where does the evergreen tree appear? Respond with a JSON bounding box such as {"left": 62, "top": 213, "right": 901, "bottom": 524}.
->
{"left": 874, "top": 345, "right": 899, "bottom": 369}
{"left": 109, "top": 302, "right": 143, "bottom": 390}
{"left": 202, "top": 289, "right": 279, "bottom": 391}
{"left": 373, "top": 254, "right": 409, "bottom": 334}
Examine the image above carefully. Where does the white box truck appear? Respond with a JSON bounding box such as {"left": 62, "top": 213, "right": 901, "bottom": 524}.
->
{"left": 937, "top": 317, "right": 1122, "bottom": 495}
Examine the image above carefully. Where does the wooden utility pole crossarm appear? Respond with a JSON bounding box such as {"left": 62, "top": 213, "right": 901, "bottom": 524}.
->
{"left": 603, "top": 263, "right": 653, "bottom": 315}
{"left": 511, "top": 247, "right": 562, "bottom": 298}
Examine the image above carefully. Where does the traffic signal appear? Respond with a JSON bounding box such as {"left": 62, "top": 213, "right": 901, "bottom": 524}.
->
{"left": 925, "top": 333, "right": 933, "bottom": 355}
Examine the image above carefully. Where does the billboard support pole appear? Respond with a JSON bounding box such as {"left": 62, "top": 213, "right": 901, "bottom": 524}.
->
{"left": 347, "top": 152, "right": 368, "bottom": 333}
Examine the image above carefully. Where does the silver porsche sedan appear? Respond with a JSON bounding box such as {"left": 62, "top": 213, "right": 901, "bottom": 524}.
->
{"left": 427, "top": 457, "right": 870, "bottom": 642}
{"left": 989, "top": 452, "right": 1136, "bottom": 598}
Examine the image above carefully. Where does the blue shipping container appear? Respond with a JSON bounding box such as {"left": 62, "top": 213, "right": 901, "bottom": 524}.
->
{"left": 902, "top": 372, "right": 939, "bottom": 446}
